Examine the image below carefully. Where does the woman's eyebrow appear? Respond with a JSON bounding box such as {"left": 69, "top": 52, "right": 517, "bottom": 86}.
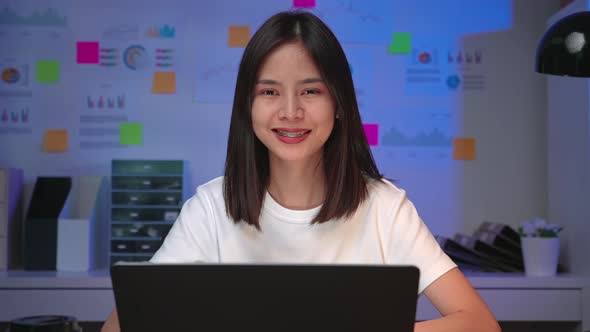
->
{"left": 298, "top": 78, "right": 323, "bottom": 84}
{"left": 256, "top": 79, "right": 280, "bottom": 85}
{"left": 255, "top": 78, "right": 324, "bottom": 85}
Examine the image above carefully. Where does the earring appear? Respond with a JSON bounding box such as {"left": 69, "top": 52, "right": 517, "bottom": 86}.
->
{"left": 335, "top": 113, "right": 340, "bottom": 119}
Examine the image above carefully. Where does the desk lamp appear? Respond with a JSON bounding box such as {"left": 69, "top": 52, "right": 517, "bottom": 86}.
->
{"left": 535, "top": 11, "right": 590, "bottom": 77}
{"left": 533, "top": 10, "right": 589, "bottom": 277}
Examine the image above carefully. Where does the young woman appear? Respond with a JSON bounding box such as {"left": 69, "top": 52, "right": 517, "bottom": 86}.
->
{"left": 102, "top": 11, "right": 500, "bottom": 332}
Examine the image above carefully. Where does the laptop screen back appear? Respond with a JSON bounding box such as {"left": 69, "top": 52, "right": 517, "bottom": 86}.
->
{"left": 111, "top": 263, "right": 420, "bottom": 332}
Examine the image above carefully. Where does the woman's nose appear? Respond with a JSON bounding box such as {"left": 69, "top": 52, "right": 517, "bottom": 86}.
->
{"left": 278, "top": 95, "right": 303, "bottom": 120}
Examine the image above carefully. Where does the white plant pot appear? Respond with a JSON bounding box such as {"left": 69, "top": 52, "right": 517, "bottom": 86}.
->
{"left": 521, "top": 237, "right": 560, "bottom": 277}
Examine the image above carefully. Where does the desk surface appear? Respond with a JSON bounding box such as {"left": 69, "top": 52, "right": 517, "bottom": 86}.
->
{"left": 0, "top": 270, "right": 587, "bottom": 289}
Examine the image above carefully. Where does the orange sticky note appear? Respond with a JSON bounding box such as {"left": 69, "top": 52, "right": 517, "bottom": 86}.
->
{"left": 453, "top": 137, "right": 476, "bottom": 160}
{"left": 228, "top": 26, "right": 250, "bottom": 47}
{"left": 43, "top": 129, "right": 68, "bottom": 152}
{"left": 151, "top": 71, "right": 176, "bottom": 94}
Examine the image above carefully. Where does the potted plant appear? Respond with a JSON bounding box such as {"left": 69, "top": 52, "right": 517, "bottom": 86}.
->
{"left": 518, "top": 218, "right": 563, "bottom": 276}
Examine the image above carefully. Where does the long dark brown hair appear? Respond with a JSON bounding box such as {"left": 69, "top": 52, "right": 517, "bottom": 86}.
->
{"left": 223, "top": 10, "right": 383, "bottom": 230}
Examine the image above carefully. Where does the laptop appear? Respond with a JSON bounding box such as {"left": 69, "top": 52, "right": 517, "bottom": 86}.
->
{"left": 111, "top": 263, "right": 420, "bottom": 332}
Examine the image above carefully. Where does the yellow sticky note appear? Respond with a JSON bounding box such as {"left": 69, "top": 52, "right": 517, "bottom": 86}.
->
{"left": 151, "top": 71, "right": 176, "bottom": 94}
{"left": 453, "top": 137, "right": 476, "bottom": 160}
{"left": 228, "top": 26, "right": 250, "bottom": 47}
{"left": 43, "top": 129, "right": 68, "bottom": 152}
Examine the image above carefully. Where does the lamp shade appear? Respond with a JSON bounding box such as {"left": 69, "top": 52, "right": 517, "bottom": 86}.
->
{"left": 535, "top": 11, "right": 590, "bottom": 77}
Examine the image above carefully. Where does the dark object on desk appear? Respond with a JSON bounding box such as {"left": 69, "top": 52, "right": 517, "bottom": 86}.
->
{"left": 476, "top": 221, "right": 521, "bottom": 245}
{"left": 472, "top": 229, "right": 522, "bottom": 258}
{"left": 535, "top": 11, "right": 590, "bottom": 77}
{"left": 454, "top": 233, "right": 524, "bottom": 272}
{"left": 436, "top": 235, "right": 521, "bottom": 272}
{"left": 435, "top": 235, "right": 508, "bottom": 272}
{"left": 468, "top": 226, "right": 523, "bottom": 266}
{"left": 111, "top": 263, "right": 420, "bottom": 332}
{"left": 23, "top": 177, "right": 71, "bottom": 271}
{"left": 8, "top": 315, "right": 81, "bottom": 332}
{"left": 437, "top": 222, "right": 527, "bottom": 273}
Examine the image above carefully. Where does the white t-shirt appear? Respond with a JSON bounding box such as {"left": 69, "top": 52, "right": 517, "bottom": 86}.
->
{"left": 150, "top": 176, "right": 456, "bottom": 293}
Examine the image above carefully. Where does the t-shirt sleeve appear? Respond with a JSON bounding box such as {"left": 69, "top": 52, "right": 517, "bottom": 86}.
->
{"left": 385, "top": 190, "right": 457, "bottom": 294}
{"left": 150, "top": 187, "right": 219, "bottom": 263}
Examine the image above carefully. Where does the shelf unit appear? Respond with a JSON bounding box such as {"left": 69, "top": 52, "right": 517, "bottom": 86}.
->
{"left": 110, "top": 160, "right": 189, "bottom": 265}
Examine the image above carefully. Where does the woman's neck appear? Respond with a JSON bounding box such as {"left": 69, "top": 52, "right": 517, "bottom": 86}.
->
{"left": 267, "top": 157, "right": 326, "bottom": 210}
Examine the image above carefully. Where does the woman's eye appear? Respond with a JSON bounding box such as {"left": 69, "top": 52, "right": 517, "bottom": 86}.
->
{"left": 261, "top": 90, "right": 277, "bottom": 96}
{"left": 303, "top": 89, "right": 319, "bottom": 95}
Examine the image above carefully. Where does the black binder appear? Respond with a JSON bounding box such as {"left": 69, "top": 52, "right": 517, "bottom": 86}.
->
{"left": 436, "top": 235, "right": 516, "bottom": 272}
{"left": 454, "top": 233, "right": 524, "bottom": 272}
{"left": 23, "top": 177, "right": 71, "bottom": 270}
{"left": 473, "top": 229, "right": 522, "bottom": 258}
{"left": 477, "top": 221, "right": 521, "bottom": 245}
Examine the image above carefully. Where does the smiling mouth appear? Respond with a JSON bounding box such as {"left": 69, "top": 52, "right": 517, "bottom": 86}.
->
{"left": 273, "top": 129, "right": 311, "bottom": 138}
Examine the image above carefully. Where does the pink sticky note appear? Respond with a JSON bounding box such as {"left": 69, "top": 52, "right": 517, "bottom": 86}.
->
{"left": 293, "top": 0, "right": 316, "bottom": 8}
{"left": 77, "top": 41, "right": 99, "bottom": 64}
{"left": 363, "top": 123, "right": 379, "bottom": 146}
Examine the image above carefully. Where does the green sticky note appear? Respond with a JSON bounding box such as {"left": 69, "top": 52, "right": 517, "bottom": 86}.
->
{"left": 388, "top": 32, "right": 411, "bottom": 54}
{"left": 36, "top": 60, "right": 59, "bottom": 83}
{"left": 120, "top": 122, "right": 143, "bottom": 145}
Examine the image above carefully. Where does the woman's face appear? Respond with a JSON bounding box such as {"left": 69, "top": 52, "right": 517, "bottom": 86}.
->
{"left": 251, "top": 40, "right": 336, "bottom": 165}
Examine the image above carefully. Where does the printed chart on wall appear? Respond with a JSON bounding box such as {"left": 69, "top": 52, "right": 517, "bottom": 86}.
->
{"left": 403, "top": 43, "right": 488, "bottom": 96}
{"left": 68, "top": 6, "right": 187, "bottom": 150}
{"left": 0, "top": 4, "right": 69, "bottom": 138}
{"left": 374, "top": 109, "right": 455, "bottom": 162}
{"left": 77, "top": 82, "right": 140, "bottom": 150}
{"left": 0, "top": 60, "right": 32, "bottom": 135}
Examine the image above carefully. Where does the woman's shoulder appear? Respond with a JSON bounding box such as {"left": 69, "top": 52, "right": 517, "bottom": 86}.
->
{"left": 178, "top": 176, "right": 225, "bottom": 218}
{"left": 366, "top": 177, "right": 407, "bottom": 205}
{"left": 192, "top": 176, "right": 225, "bottom": 201}
{"left": 197, "top": 176, "right": 224, "bottom": 190}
